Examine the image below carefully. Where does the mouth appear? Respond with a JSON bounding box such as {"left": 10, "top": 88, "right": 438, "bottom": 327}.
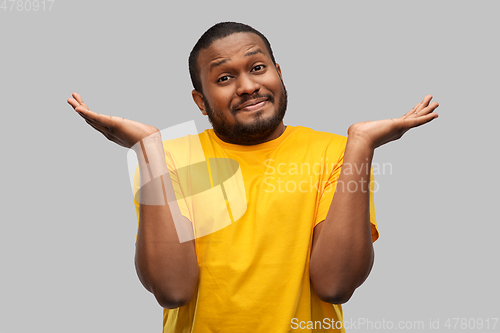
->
{"left": 237, "top": 98, "right": 269, "bottom": 112}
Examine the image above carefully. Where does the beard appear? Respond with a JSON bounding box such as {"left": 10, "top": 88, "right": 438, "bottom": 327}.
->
{"left": 204, "top": 83, "right": 288, "bottom": 145}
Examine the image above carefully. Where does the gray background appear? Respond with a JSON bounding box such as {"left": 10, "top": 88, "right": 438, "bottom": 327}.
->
{"left": 1, "top": 0, "right": 498, "bottom": 332}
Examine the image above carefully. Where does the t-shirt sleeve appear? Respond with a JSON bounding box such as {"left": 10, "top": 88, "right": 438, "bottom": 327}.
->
{"left": 313, "top": 142, "right": 379, "bottom": 243}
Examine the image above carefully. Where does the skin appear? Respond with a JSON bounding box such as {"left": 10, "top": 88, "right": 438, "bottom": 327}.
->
{"left": 191, "top": 32, "right": 287, "bottom": 145}
{"left": 66, "top": 94, "right": 199, "bottom": 309}
{"left": 67, "top": 32, "right": 439, "bottom": 307}
{"left": 309, "top": 95, "right": 439, "bottom": 303}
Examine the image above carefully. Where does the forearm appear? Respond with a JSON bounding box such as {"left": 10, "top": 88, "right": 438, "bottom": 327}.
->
{"left": 310, "top": 134, "right": 374, "bottom": 303}
{"left": 134, "top": 132, "right": 199, "bottom": 309}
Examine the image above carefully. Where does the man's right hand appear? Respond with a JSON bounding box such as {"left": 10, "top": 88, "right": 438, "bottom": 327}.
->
{"left": 68, "top": 94, "right": 199, "bottom": 308}
{"left": 67, "top": 92, "right": 160, "bottom": 149}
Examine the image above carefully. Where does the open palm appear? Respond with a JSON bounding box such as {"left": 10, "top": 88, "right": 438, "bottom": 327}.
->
{"left": 348, "top": 95, "right": 439, "bottom": 150}
{"left": 67, "top": 92, "right": 159, "bottom": 149}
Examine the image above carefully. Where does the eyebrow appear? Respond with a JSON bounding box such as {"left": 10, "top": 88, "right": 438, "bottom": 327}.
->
{"left": 244, "top": 48, "right": 264, "bottom": 57}
{"left": 209, "top": 49, "right": 265, "bottom": 72}
{"left": 210, "top": 59, "right": 229, "bottom": 72}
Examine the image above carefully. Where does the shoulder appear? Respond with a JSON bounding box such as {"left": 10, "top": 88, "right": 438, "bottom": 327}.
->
{"left": 160, "top": 131, "right": 210, "bottom": 165}
{"left": 287, "top": 126, "right": 347, "bottom": 148}
{"left": 161, "top": 130, "right": 209, "bottom": 149}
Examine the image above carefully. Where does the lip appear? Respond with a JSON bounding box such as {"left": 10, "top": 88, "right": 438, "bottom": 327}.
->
{"left": 237, "top": 98, "right": 268, "bottom": 111}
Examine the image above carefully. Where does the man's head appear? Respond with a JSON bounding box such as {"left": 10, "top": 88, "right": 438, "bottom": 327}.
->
{"left": 189, "top": 22, "right": 277, "bottom": 95}
{"left": 189, "top": 22, "right": 288, "bottom": 145}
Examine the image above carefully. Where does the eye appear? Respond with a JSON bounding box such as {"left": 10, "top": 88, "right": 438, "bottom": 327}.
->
{"left": 251, "top": 64, "right": 266, "bottom": 72}
{"left": 217, "top": 75, "right": 231, "bottom": 83}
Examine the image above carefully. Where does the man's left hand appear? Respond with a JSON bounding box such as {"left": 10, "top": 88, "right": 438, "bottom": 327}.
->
{"left": 347, "top": 95, "right": 439, "bottom": 150}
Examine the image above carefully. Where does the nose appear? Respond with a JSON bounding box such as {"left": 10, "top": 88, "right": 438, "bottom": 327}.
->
{"left": 236, "top": 74, "right": 260, "bottom": 96}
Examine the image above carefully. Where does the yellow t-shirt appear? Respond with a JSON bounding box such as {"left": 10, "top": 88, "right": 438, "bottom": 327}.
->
{"left": 133, "top": 125, "right": 378, "bottom": 332}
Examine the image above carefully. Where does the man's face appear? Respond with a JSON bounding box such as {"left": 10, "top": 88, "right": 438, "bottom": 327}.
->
{"left": 193, "top": 32, "right": 287, "bottom": 145}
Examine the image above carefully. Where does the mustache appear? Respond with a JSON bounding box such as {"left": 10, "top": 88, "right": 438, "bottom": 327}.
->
{"left": 231, "top": 93, "right": 274, "bottom": 113}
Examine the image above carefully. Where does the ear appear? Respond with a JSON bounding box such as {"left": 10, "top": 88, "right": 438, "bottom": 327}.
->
{"left": 275, "top": 63, "right": 283, "bottom": 81}
{"left": 192, "top": 90, "right": 207, "bottom": 115}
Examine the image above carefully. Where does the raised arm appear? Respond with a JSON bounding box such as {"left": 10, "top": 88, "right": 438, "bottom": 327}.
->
{"left": 309, "top": 95, "right": 439, "bottom": 304}
{"left": 67, "top": 93, "right": 199, "bottom": 309}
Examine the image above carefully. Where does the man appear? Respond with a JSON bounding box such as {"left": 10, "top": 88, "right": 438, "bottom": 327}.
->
{"left": 67, "top": 22, "right": 438, "bottom": 332}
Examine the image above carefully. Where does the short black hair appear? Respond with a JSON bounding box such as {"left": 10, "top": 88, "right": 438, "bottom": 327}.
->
{"left": 188, "top": 22, "right": 277, "bottom": 94}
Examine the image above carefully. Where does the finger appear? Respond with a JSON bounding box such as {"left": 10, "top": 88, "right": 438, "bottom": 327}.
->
{"left": 67, "top": 98, "right": 80, "bottom": 109}
{"left": 83, "top": 115, "right": 108, "bottom": 130}
{"left": 84, "top": 118, "right": 113, "bottom": 135}
{"left": 414, "top": 95, "right": 433, "bottom": 114}
{"left": 406, "top": 95, "right": 434, "bottom": 119}
{"left": 78, "top": 109, "right": 110, "bottom": 129}
{"left": 407, "top": 112, "right": 439, "bottom": 129}
{"left": 72, "top": 92, "right": 84, "bottom": 105}
{"left": 67, "top": 98, "right": 78, "bottom": 108}
{"left": 73, "top": 93, "right": 92, "bottom": 111}
{"left": 75, "top": 106, "right": 116, "bottom": 128}
{"left": 416, "top": 102, "right": 439, "bottom": 116}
